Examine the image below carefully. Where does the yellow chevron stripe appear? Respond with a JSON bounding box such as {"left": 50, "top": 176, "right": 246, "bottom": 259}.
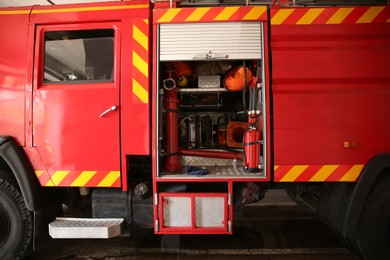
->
{"left": 143, "top": 18, "right": 149, "bottom": 24}
{"left": 0, "top": 10, "right": 30, "bottom": 15}
{"left": 185, "top": 7, "right": 210, "bottom": 22}
{"left": 35, "top": 170, "right": 44, "bottom": 178}
{"left": 309, "top": 165, "right": 339, "bottom": 182}
{"left": 357, "top": 6, "right": 385, "bottom": 23}
{"left": 157, "top": 8, "right": 181, "bottom": 23}
{"left": 133, "top": 78, "right": 148, "bottom": 104}
{"left": 133, "top": 24, "right": 148, "bottom": 51}
{"left": 271, "top": 9, "right": 294, "bottom": 25}
{"left": 133, "top": 51, "right": 148, "bottom": 78}
{"left": 274, "top": 165, "right": 279, "bottom": 171}
{"left": 280, "top": 165, "right": 308, "bottom": 182}
{"left": 340, "top": 164, "right": 364, "bottom": 181}
{"left": 326, "top": 8, "right": 354, "bottom": 24}
{"left": 71, "top": 171, "right": 97, "bottom": 187}
{"left": 31, "top": 4, "right": 148, "bottom": 14}
{"left": 98, "top": 171, "right": 120, "bottom": 187}
{"left": 214, "top": 7, "right": 239, "bottom": 21}
{"left": 296, "top": 8, "right": 324, "bottom": 25}
{"left": 51, "top": 171, "right": 70, "bottom": 186}
{"left": 243, "top": 6, "right": 266, "bottom": 20}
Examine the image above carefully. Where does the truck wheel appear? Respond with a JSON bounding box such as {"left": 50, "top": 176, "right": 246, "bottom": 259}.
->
{"left": 354, "top": 173, "right": 390, "bottom": 260}
{"left": 0, "top": 179, "right": 32, "bottom": 259}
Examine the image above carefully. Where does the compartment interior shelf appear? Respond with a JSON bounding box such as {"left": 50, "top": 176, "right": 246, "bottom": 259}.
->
{"left": 177, "top": 88, "right": 228, "bottom": 93}
{"left": 159, "top": 166, "right": 265, "bottom": 179}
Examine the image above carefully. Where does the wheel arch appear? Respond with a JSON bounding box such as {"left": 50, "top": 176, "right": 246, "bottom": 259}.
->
{"left": 342, "top": 153, "right": 390, "bottom": 239}
{"left": 0, "top": 136, "right": 43, "bottom": 211}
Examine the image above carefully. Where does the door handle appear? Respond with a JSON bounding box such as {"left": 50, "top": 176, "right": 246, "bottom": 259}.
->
{"left": 100, "top": 105, "right": 118, "bottom": 118}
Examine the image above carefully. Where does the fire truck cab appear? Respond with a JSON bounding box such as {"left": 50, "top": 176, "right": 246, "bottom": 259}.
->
{"left": 0, "top": 0, "right": 389, "bottom": 259}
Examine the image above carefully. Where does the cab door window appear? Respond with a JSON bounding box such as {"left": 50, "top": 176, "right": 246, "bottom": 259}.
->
{"left": 44, "top": 29, "right": 114, "bottom": 83}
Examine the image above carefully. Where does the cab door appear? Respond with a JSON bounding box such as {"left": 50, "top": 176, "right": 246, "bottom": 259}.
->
{"left": 33, "top": 22, "right": 121, "bottom": 187}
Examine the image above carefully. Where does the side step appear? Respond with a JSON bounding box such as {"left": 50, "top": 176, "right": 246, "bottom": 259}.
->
{"left": 49, "top": 217, "right": 124, "bottom": 239}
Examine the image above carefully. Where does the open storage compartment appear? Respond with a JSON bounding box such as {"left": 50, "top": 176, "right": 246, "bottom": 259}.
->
{"left": 158, "top": 193, "right": 229, "bottom": 233}
{"left": 155, "top": 20, "right": 267, "bottom": 180}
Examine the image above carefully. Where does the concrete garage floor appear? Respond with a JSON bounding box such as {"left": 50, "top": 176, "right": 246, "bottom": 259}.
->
{"left": 27, "top": 190, "right": 357, "bottom": 260}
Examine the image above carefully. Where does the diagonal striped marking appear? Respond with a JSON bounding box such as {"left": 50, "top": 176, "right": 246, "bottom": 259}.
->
{"left": 143, "top": 18, "right": 148, "bottom": 25}
{"left": 185, "top": 7, "right": 211, "bottom": 22}
{"left": 51, "top": 171, "right": 70, "bottom": 186}
{"left": 280, "top": 165, "right": 308, "bottom": 182}
{"left": 243, "top": 6, "right": 267, "bottom": 20}
{"left": 157, "top": 8, "right": 181, "bottom": 23}
{"left": 310, "top": 165, "right": 339, "bottom": 182}
{"left": 133, "top": 51, "right": 148, "bottom": 78}
{"left": 272, "top": 9, "right": 294, "bottom": 25}
{"left": 296, "top": 8, "right": 325, "bottom": 24}
{"left": 357, "top": 6, "right": 385, "bottom": 23}
{"left": 133, "top": 24, "right": 148, "bottom": 51}
{"left": 326, "top": 8, "right": 354, "bottom": 24}
{"left": 71, "top": 171, "right": 97, "bottom": 187}
{"left": 98, "top": 171, "right": 120, "bottom": 187}
{"left": 133, "top": 78, "right": 148, "bottom": 104}
{"left": 340, "top": 165, "right": 364, "bottom": 181}
{"left": 274, "top": 165, "right": 279, "bottom": 171}
{"left": 214, "top": 7, "right": 239, "bottom": 21}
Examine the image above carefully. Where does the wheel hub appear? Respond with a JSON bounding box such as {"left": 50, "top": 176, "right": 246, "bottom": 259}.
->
{"left": 0, "top": 204, "right": 11, "bottom": 247}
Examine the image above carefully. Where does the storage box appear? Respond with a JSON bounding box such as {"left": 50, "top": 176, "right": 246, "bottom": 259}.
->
{"left": 198, "top": 75, "right": 220, "bottom": 88}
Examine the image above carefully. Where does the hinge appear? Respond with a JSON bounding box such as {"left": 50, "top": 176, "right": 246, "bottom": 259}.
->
{"left": 228, "top": 194, "right": 231, "bottom": 206}
{"left": 228, "top": 220, "right": 232, "bottom": 232}
{"left": 155, "top": 220, "right": 159, "bottom": 231}
{"left": 154, "top": 193, "right": 158, "bottom": 205}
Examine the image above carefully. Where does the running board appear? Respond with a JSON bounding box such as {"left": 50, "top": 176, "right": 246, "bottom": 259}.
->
{"left": 49, "top": 217, "right": 124, "bottom": 239}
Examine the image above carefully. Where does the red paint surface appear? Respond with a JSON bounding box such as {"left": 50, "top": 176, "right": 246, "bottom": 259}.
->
{"left": 271, "top": 9, "right": 390, "bottom": 167}
{"left": 0, "top": 8, "right": 31, "bottom": 146}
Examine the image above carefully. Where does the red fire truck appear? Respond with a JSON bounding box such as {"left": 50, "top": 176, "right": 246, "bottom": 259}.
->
{"left": 0, "top": 0, "right": 389, "bottom": 259}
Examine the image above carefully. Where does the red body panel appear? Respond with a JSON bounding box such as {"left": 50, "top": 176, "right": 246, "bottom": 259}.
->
{"left": 0, "top": 8, "right": 32, "bottom": 146}
{"left": 33, "top": 22, "right": 121, "bottom": 184}
{"left": 271, "top": 7, "right": 390, "bottom": 171}
{"left": 25, "top": 1, "right": 150, "bottom": 188}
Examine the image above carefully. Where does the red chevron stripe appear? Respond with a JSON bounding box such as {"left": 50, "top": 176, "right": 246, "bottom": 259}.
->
{"left": 274, "top": 165, "right": 293, "bottom": 182}
{"left": 84, "top": 171, "right": 111, "bottom": 187}
{"left": 284, "top": 8, "right": 307, "bottom": 24}
{"left": 325, "top": 165, "right": 353, "bottom": 182}
{"left": 294, "top": 165, "right": 322, "bottom": 182}
{"left": 55, "top": 171, "right": 81, "bottom": 186}
{"left": 373, "top": 7, "right": 390, "bottom": 23}
{"left": 312, "top": 8, "right": 337, "bottom": 24}
{"left": 343, "top": 7, "right": 367, "bottom": 23}
{"left": 133, "top": 38, "right": 148, "bottom": 61}
{"left": 171, "top": 8, "right": 195, "bottom": 23}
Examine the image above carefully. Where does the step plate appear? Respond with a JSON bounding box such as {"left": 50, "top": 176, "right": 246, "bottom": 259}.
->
{"left": 49, "top": 217, "right": 124, "bottom": 239}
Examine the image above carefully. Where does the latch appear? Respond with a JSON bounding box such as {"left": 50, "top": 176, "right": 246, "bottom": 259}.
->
{"left": 192, "top": 51, "right": 228, "bottom": 60}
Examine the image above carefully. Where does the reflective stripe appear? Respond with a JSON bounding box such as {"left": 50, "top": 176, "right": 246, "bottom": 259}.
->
{"left": 154, "top": 6, "right": 267, "bottom": 24}
{"left": 275, "top": 164, "right": 364, "bottom": 182}
{"left": 98, "top": 171, "right": 120, "bottom": 187}
{"left": 272, "top": 6, "right": 389, "bottom": 25}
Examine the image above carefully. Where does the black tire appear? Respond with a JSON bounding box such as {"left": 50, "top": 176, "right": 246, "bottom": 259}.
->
{"left": 0, "top": 179, "right": 32, "bottom": 260}
{"left": 354, "top": 173, "right": 390, "bottom": 260}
